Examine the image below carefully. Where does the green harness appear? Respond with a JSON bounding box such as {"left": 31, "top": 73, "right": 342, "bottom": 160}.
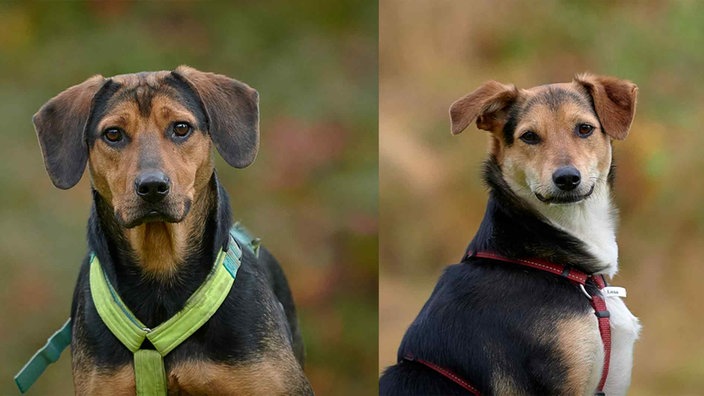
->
{"left": 15, "top": 224, "right": 260, "bottom": 395}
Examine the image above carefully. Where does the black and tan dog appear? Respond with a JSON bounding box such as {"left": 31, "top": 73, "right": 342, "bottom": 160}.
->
{"left": 33, "top": 66, "right": 313, "bottom": 395}
{"left": 380, "top": 75, "right": 641, "bottom": 395}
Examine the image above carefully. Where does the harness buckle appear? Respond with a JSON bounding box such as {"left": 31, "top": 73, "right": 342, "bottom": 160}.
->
{"left": 595, "top": 310, "right": 611, "bottom": 319}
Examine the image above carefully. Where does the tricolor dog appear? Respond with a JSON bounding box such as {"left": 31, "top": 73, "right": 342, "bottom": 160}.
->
{"left": 25, "top": 67, "right": 313, "bottom": 395}
{"left": 380, "top": 74, "right": 640, "bottom": 395}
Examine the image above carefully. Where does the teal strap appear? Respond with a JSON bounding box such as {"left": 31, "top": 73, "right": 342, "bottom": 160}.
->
{"left": 231, "top": 222, "right": 260, "bottom": 257}
{"left": 14, "top": 318, "right": 72, "bottom": 394}
{"left": 134, "top": 349, "right": 167, "bottom": 396}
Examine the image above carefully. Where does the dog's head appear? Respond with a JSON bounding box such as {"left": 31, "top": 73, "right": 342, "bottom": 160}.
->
{"left": 33, "top": 66, "right": 259, "bottom": 228}
{"left": 450, "top": 74, "right": 637, "bottom": 206}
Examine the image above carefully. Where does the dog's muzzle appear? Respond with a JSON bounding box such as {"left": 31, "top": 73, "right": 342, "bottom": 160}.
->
{"left": 535, "top": 166, "right": 594, "bottom": 204}
{"left": 114, "top": 170, "right": 190, "bottom": 228}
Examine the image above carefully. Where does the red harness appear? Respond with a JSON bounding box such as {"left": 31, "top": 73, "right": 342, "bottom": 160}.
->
{"left": 403, "top": 250, "right": 611, "bottom": 396}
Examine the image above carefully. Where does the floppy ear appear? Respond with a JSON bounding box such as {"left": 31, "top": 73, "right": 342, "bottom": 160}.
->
{"left": 172, "top": 65, "right": 260, "bottom": 168}
{"left": 449, "top": 81, "right": 518, "bottom": 135}
{"left": 574, "top": 74, "right": 638, "bottom": 140}
{"left": 33, "top": 75, "right": 106, "bottom": 189}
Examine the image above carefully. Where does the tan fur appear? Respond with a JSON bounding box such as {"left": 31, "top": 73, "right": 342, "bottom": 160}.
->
{"left": 554, "top": 315, "right": 603, "bottom": 394}
{"left": 74, "top": 353, "right": 308, "bottom": 396}
{"left": 32, "top": 74, "right": 107, "bottom": 189}
{"left": 574, "top": 74, "right": 638, "bottom": 140}
{"left": 74, "top": 365, "right": 135, "bottom": 396}
{"left": 499, "top": 88, "right": 612, "bottom": 201}
{"left": 449, "top": 80, "right": 518, "bottom": 135}
{"left": 168, "top": 357, "right": 310, "bottom": 396}
{"left": 491, "top": 371, "right": 528, "bottom": 396}
{"left": 88, "top": 95, "right": 214, "bottom": 278}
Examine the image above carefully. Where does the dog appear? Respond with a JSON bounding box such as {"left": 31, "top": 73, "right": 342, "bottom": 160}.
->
{"left": 31, "top": 66, "right": 313, "bottom": 395}
{"left": 380, "top": 74, "right": 641, "bottom": 395}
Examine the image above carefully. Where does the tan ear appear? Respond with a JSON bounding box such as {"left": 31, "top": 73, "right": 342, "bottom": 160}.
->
{"left": 33, "top": 75, "right": 106, "bottom": 189}
{"left": 449, "top": 81, "right": 518, "bottom": 135}
{"left": 172, "top": 65, "right": 260, "bottom": 169}
{"left": 574, "top": 74, "right": 638, "bottom": 140}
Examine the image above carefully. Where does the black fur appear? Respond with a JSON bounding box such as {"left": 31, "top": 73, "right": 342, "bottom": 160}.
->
{"left": 379, "top": 157, "right": 603, "bottom": 395}
{"left": 501, "top": 106, "right": 520, "bottom": 146}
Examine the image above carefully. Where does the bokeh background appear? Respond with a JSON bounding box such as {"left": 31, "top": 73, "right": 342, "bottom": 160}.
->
{"left": 0, "top": 2, "right": 377, "bottom": 395}
{"left": 380, "top": 1, "right": 704, "bottom": 395}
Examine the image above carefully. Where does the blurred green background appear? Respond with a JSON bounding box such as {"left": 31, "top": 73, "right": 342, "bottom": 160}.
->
{"left": 0, "top": 1, "right": 377, "bottom": 395}
{"left": 380, "top": 1, "right": 704, "bottom": 395}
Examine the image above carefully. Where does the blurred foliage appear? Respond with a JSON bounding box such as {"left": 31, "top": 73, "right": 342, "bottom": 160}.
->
{"left": 0, "top": 1, "right": 377, "bottom": 395}
{"left": 380, "top": 1, "right": 704, "bottom": 394}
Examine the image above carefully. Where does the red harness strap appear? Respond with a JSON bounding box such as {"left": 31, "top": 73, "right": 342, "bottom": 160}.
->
{"left": 590, "top": 275, "right": 611, "bottom": 395}
{"left": 403, "top": 354, "right": 481, "bottom": 395}
{"left": 403, "top": 251, "right": 612, "bottom": 395}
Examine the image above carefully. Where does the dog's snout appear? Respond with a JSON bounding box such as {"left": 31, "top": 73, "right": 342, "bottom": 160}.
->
{"left": 552, "top": 166, "right": 581, "bottom": 191}
{"left": 135, "top": 171, "right": 171, "bottom": 203}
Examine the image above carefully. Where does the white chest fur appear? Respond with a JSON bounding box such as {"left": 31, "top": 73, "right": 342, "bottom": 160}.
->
{"left": 535, "top": 183, "right": 619, "bottom": 277}
{"left": 602, "top": 295, "right": 641, "bottom": 395}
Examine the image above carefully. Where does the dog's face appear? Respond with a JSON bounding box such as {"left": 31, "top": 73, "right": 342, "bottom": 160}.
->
{"left": 33, "top": 66, "right": 260, "bottom": 228}
{"left": 497, "top": 83, "right": 613, "bottom": 205}
{"left": 450, "top": 74, "right": 638, "bottom": 206}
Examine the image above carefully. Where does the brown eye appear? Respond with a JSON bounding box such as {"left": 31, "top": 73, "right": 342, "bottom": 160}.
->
{"left": 103, "top": 128, "right": 124, "bottom": 143}
{"left": 577, "top": 123, "right": 594, "bottom": 138}
{"left": 173, "top": 122, "right": 192, "bottom": 138}
{"left": 519, "top": 131, "right": 541, "bottom": 145}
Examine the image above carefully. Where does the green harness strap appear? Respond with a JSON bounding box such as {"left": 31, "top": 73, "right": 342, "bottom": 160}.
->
{"left": 15, "top": 225, "right": 259, "bottom": 394}
{"left": 89, "top": 235, "right": 241, "bottom": 395}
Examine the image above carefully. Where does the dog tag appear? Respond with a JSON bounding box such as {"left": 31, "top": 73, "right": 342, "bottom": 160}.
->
{"left": 602, "top": 286, "right": 627, "bottom": 298}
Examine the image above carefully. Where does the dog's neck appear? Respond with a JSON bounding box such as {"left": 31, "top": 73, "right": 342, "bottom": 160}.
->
{"left": 468, "top": 158, "right": 613, "bottom": 275}
{"left": 529, "top": 182, "right": 619, "bottom": 277}
{"left": 88, "top": 173, "right": 233, "bottom": 326}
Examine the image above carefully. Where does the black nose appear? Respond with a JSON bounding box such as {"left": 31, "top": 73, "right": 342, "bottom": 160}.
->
{"left": 552, "top": 166, "right": 581, "bottom": 191}
{"left": 135, "top": 171, "right": 171, "bottom": 203}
